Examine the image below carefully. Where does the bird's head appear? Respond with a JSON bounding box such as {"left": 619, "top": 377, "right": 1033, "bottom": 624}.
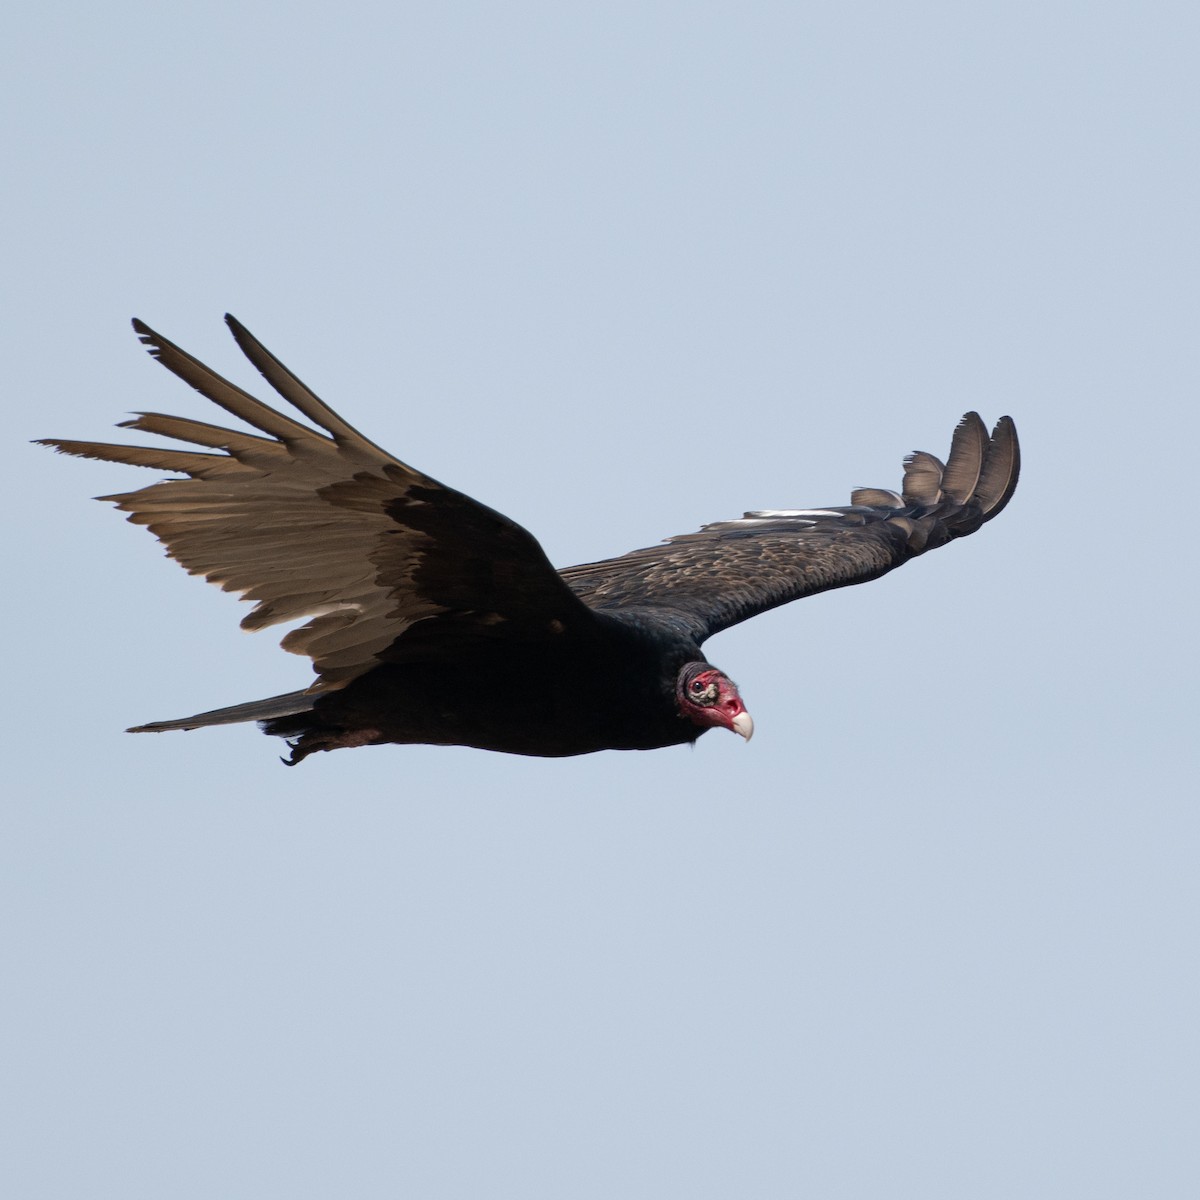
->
{"left": 676, "top": 663, "right": 754, "bottom": 742}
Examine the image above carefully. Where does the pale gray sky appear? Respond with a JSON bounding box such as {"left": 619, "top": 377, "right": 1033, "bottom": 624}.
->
{"left": 4, "top": 2, "right": 1198, "bottom": 1197}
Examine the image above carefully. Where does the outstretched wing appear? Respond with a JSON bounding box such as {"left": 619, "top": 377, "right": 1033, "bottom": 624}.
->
{"left": 560, "top": 413, "right": 1019, "bottom": 642}
{"left": 38, "top": 316, "right": 595, "bottom": 692}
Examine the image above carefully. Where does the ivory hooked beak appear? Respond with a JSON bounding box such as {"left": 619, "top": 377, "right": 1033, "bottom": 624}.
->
{"left": 731, "top": 711, "right": 754, "bottom": 742}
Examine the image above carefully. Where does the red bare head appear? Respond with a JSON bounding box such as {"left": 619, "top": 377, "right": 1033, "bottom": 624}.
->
{"left": 675, "top": 663, "right": 754, "bottom": 741}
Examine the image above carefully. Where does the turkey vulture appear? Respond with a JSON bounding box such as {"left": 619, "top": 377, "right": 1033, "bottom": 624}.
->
{"left": 39, "top": 317, "right": 1019, "bottom": 763}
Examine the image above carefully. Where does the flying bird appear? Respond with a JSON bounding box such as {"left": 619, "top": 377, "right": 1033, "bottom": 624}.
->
{"left": 39, "top": 317, "right": 1019, "bottom": 763}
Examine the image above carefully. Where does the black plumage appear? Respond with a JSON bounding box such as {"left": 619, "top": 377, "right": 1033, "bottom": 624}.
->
{"left": 38, "top": 317, "right": 1019, "bottom": 762}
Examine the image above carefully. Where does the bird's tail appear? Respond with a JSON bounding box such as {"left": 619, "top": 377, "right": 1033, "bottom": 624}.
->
{"left": 128, "top": 690, "right": 315, "bottom": 733}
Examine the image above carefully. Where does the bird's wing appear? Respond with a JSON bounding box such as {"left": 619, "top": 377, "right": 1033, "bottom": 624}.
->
{"left": 559, "top": 413, "right": 1019, "bottom": 642}
{"left": 38, "top": 317, "right": 597, "bottom": 692}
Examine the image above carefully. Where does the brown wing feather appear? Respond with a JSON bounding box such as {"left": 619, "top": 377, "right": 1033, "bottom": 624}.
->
{"left": 559, "top": 413, "right": 1019, "bottom": 642}
{"left": 38, "top": 317, "right": 595, "bottom": 692}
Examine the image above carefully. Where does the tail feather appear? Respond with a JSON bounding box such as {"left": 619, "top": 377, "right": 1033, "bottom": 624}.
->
{"left": 129, "top": 689, "right": 314, "bottom": 733}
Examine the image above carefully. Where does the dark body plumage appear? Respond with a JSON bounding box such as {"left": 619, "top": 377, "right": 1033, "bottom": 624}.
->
{"left": 39, "top": 317, "right": 1019, "bottom": 762}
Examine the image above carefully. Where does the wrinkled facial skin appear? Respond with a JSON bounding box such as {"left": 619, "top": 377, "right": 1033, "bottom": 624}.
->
{"left": 675, "top": 664, "right": 754, "bottom": 741}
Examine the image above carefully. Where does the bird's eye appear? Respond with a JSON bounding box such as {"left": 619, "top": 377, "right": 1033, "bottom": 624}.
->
{"left": 691, "top": 679, "right": 705, "bottom": 694}
{"left": 688, "top": 677, "right": 719, "bottom": 705}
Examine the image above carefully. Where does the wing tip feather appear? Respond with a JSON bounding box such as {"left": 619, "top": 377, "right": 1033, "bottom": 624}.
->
{"left": 900, "top": 450, "right": 945, "bottom": 506}
{"left": 938, "top": 411, "right": 988, "bottom": 503}
{"left": 896, "top": 412, "right": 1019, "bottom": 517}
{"left": 131, "top": 317, "right": 160, "bottom": 355}
{"left": 975, "top": 414, "right": 1020, "bottom": 519}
